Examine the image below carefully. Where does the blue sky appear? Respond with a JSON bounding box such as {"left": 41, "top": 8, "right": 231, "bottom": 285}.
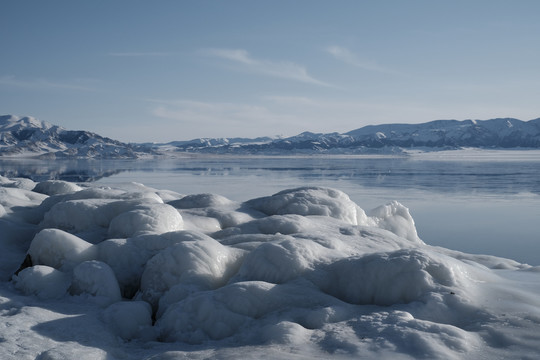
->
{"left": 1, "top": 0, "right": 540, "bottom": 142}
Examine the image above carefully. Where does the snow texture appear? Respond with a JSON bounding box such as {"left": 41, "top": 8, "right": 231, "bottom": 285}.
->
{"left": 1, "top": 176, "right": 539, "bottom": 359}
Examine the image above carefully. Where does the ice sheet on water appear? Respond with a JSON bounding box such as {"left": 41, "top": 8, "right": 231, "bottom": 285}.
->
{"left": 0, "top": 177, "right": 539, "bottom": 359}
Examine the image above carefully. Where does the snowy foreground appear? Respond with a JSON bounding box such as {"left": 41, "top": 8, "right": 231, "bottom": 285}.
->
{"left": 1, "top": 176, "right": 540, "bottom": 359}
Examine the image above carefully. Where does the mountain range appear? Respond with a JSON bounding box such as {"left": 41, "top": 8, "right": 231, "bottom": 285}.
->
{"left": 1, "top": 114, "right": 540, "bottom": 158}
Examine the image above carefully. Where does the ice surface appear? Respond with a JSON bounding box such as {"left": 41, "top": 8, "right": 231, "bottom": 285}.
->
{"left": 1, "top": 177, "right": 540, "bottom": 359}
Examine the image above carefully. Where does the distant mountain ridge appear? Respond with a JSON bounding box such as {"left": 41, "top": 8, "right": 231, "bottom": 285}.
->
{"left": 2, "top": 114, "right": 540, "bottom": 158}
{"left": 158, "top": 117, "right": 540, "bottom": 154}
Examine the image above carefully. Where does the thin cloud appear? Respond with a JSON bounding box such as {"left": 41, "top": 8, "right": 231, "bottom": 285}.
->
{"left": 201, "top": 48, "right": 336, "bottom": 87}
{"left": 262, "top": 95, "right": 318, "bottom": 106}
{"left": 148, "top": 98, "right": 289, "bottom": 125}
{"left": 147, "top": 98, "right": 297, "bottom": 138}
{"left": 108, "top": 52, "right": 170, "bottom": 57}
{"left": 0, "top": 75, "right": 96, "bottom": 91}
{"left": 326, "top": 46, "right": 401, "bottom": 75}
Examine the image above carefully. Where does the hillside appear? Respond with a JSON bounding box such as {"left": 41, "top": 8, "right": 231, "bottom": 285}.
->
{"left": 0, "top": 115, "right": 150, "bottom": 158}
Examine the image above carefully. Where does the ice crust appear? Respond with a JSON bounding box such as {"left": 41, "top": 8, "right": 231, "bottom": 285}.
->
{"left": 1, "top": 178, "right": 539, "bottom": 359}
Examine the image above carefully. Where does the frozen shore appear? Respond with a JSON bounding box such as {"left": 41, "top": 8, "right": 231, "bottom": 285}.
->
{"left": 1, "top": 175, "right": 539, "bottom": 359}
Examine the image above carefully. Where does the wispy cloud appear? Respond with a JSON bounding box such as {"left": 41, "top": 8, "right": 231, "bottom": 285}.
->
{"left": 147, "top": 98, "right": 295, "bottom": 134}
{"left": 201, "top": 48, "right": 336, "bottom": 87}
{"left": 108, "top": 52, "right": 170, "bottom": 57}
{"left": 0, "top": 75, "right": 96, "bottom": 91}
{"left": 326, "top": 46, "right": 401, "bottom": 75}
{"left": 262, "top": 95, "right": 319, "bottom": 106}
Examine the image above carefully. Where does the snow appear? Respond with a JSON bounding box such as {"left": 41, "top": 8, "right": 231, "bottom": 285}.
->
{"left": 102, "top": 301, "right": 153, "bottom": 340}
{"left": 1, "top": 175, "right": 540, "bottom": 359}
{"left": 28, "top": 229, "right": 96, "bottom": 271}
{"left": 70, "top": 260, "right": 122, "bottom": 306}
{"left": 33, "top": 180, "right": 83, "bottom": 195}
{"left": 13, "top": 265, "right": 71, "bottom": 300}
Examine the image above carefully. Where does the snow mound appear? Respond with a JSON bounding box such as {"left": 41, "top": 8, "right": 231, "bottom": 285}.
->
{"left": 0, "top": 176, "right": 36, "bottom": 190}
{"left": 246, "top": 187, "right": 369, "bottom": 225}
{"left": 141, "top": 234, "right": 244, "bottom": 312}
{"left": 2, "top": 176, "right": 539, "bottom": 360}
{"left": 102, "top": 301, "right": 153, "bottom": 340}
{"left": 108, "top": 203, "right": 183, "bottom": 237}
{"left": 315, "top": 248, "right": 461, "bottom": 305}
{"left": 13, "top": 265, "right": 71, "bottom": 299}
{"left": 38, "top": 190, "right": 183, "bottom": 241}
{"left": 157, "top": 280, "right": 336, "bottom": 343}
{"left": 28, "top": 229, "right": 97, "bottom": 271}
{"left": 70, "top": 260, "right": 121, "bottom": 306}
{"left": 96, "top": 233, "right": 193, "bottom": 298}
{"left": 168, "top": 193, "right": 233, "bottom": 208}
{"left": 369, "top": 201, "right": 423, "bottom": 243}
{"left": 33, "top": 180, "right": 83, "bottom": 195}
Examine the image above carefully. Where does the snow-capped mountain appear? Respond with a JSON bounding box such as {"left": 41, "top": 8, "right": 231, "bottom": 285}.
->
{"left": 345, "top": 118, "right": 540, "bottom": 148}
{"left": 3, "top": 115, "right": 540, "bottom": 158}
{"left": 0, "top": 115, "right": 149, "bottom": 158}
{"left": 163, "top": 117, "right": 540, "bottom": 154}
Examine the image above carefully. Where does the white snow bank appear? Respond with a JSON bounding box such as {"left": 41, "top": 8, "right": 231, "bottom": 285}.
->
{"left": 13, "top": 265, "right": 71, "bottom": 299}
{"left": 2, "top": 176, "right": 539, "bottom": 360}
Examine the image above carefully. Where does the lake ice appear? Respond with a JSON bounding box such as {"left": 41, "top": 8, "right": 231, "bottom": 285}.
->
{"left": 1, "top": 153, "right": 540, "bottom": 359}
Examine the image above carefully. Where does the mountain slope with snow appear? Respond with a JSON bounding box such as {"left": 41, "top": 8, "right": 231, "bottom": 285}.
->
{"left": 0, "top": 115, "right": 148, "bottom": 158}
{"left": 159, "top": 117, "right": 540, "bottom": 154}
{"left": 3, "top": 115, "right": 540, "bottom": 157}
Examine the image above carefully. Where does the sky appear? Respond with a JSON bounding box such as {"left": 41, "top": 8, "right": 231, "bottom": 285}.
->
{"left": 1, "top": 0, "right": 540, "bottom": 143}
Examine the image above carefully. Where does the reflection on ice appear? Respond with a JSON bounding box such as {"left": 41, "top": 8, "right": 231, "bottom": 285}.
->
{"left": 2, "top": 156, "right": 540, "bottom": 195}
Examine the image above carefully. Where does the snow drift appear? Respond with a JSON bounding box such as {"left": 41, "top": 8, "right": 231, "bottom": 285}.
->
{"left": 1, "top": 175, "right": 540, "bottom": 359}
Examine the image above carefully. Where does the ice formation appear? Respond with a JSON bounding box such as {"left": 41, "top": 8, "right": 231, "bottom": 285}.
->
{"left": 0, "top": 176, "right": 539, "bottom": 359}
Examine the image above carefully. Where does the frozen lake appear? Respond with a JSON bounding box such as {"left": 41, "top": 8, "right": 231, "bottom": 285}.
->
{"left": 1, "top": 153, "right": 539, "bottom": 265}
